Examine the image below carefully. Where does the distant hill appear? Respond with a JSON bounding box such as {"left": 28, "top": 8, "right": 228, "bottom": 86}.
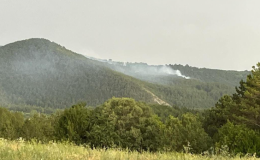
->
{"left": 0, "top": 38, "right": 250, "bottom": 112}
{"left": 90, "top": 56, "right": 250, "bottom": 109}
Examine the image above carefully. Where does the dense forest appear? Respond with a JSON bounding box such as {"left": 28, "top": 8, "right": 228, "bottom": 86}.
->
{"left": 0, "top": 39, "right": 249, "bottom": 113}
{"left": 0, "top": 62, "right": 260, "bottom": 156}
{"left": 0, "top": 39, "right": 154, "bottom": 113}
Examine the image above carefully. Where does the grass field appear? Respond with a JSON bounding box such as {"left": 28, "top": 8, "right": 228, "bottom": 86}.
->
{"left": 0, "top": 138, "right": 258, "bottom": 160}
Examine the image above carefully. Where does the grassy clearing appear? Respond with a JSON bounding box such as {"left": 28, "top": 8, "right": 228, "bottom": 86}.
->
{"left": 0, "top": 138, "right": 258, "bottom": 160}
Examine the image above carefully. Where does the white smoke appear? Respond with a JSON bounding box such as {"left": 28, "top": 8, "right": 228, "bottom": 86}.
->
{"left": 80, "top": 55, "right": 190, "bottom": 79}
{"left": 158, "top": 65, "right": 190, "bottom": 79}
{"left": 121, "top": 63, "right": 190, "bottom": 79}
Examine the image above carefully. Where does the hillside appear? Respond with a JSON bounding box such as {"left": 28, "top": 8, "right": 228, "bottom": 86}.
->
{"left": 98, "top": 60, "right": 249, "bottom": 109}
{"left": 0, "top": 38, "right": 250, "bottom": 112}
{"left": 0, "top": 39, "right": 156, "bottom": 112}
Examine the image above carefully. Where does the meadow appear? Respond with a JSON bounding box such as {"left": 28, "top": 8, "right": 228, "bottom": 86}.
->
{"left": 0, "top": 138, "right": 258, "bottom": 160}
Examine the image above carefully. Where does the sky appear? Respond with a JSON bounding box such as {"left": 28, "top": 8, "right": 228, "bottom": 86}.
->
{"left": 1, "top": 0, "right": 260, "bottom": 71}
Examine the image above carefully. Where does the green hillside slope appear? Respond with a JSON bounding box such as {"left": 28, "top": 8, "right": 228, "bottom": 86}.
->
{"left": 0, "top": 39, "right": 155, "bottom": 112}
{"left": 99, "top": 61, "right": 249, "bottom": 109}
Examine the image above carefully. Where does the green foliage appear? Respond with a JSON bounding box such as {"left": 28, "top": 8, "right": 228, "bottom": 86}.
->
{"left": 0, "top": 107, "right": 24, "bottom": 139}
{"left": 55, "top": 103, "right": 91, "bottom": 144}
{"left": 216, "top": 121, "right": 260, "bottom": 156}
{"left": 150, "top": 104, "right": 198, "bottom": 122}
{"left": 200, "top": 63, "right": 260, "bottom": 156}
{"left": 163, "top": 113, "right": 211, "bottom": 153}
{"left": 203, "top": 95, "right": 236, "bottom": 138}
{"left": 88, "top": 98, "right": 163, "bottom": 151}
{"left": 22, "top": 113, "right": 55, "bottom": 142}
{"left": 204, "top": 63, "right": 260, "bottom": 139}
{"left": 180, "top": 113, "right": 211, "bottom": 153}
{"left": 163, "top": 115, "right": 185, "bottom": 151}
{"left": 240, "top": 63, "right": 260, "bottom": 129}
{"left": 140, "top": 115, "right": 165, "bottom": 151}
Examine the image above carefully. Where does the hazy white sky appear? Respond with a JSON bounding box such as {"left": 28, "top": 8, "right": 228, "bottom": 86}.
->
{"left": 1, "top": 0, "right": 260, "bottom": 71}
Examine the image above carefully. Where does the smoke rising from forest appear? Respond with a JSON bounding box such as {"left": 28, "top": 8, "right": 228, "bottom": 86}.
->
{"left": 157, "top": 65, "right": 190, "bottom": 79}
{"left": 82, "top": 54, "right": 191, "bottom": 79}
{"left": 105, "top": 60, "right": 191, "bottom": 79}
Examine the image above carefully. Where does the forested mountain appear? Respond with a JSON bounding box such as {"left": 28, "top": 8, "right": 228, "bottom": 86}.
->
{"left": 0, "top": 39, "right": 155, "bottom": 112}
{"left": 0, "top": 38, "right": 249, "bottom": 112}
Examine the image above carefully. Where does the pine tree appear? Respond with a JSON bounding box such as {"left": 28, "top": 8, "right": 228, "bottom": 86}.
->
{"left": 204, "top": 63, "right": 260, "bottom": 137}
{"left": 240, "top": 63, "right": 260, "bottom": 129}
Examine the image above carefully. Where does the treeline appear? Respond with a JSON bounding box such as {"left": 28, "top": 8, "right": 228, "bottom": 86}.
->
{"left": 170, "top": 64, "right": 249, "bottom": 87}
{"left": 1, "top": 96, "right": 259, "bottom": 155}
{"left": 1, "top": 62, "right": 260, "bottom": 157}
{"left": 0, "top": 98, "right": 210, "bottom": 153}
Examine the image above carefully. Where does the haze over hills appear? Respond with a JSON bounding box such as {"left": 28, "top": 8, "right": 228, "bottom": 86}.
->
{"left": 99, "top": 60, "right": 249, "bottom": 87}
{"left": 0, "top": 38, "right": 250, "bottom": 113}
